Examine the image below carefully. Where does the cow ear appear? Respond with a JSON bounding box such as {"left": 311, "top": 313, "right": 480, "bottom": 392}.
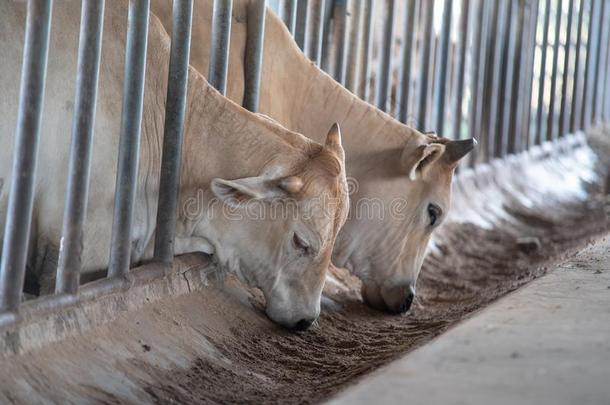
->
{"left": 211, "top": 176, "right": 285, "bottom": 204}
{"left": 401, "top": 142, "right": 445, "bottom": 180}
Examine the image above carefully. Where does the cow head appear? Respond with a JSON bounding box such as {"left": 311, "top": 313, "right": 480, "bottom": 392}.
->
{"left": 334, "top": 134, "right": 475, "bottom": 314}
{"left": 208, "top": 124, "right": 348, "bottom": 330}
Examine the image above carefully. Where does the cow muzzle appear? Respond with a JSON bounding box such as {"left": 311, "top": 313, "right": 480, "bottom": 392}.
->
{"left": 361, "top": 282, "right": 416, "bottom": 314}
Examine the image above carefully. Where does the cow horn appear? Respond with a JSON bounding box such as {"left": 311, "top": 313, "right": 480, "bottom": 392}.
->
{"left": 324, "top": 123, "right": 345, "bottom": 160}
{"left": 279, "top": 176, "right": 304, "bottom": 194}
{"left": 444, "top": 138, "right": 477, "bottom": 164}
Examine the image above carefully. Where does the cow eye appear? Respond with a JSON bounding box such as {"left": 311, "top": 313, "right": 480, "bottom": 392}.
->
{"left": 293, "top": 233, "right": 310, "bottom": 254}
{"left": 428, "top": 204, "right": 442, "bottom": 227}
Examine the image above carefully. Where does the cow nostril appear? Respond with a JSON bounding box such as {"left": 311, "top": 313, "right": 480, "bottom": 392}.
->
{"left": 396, "top": 290, "right": 415, "bottom": 314}
{"left": 293, "top": 318, "right": 314, "bottom": 331}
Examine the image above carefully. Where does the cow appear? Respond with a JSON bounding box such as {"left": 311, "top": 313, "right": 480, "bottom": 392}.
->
{"left": 150, "top": 0, "right": 475, "bottom": 314}
{"left": 0, "top": 1, "right": 348, "bottom": 330}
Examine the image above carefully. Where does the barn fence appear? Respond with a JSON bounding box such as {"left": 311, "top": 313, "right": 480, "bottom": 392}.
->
{"left": 0, "top": 0, "right": 607, "bottom": 333}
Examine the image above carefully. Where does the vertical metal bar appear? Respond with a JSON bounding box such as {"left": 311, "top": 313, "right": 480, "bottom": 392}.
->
{"left": 0, "top": 0, "right": 53, "bottom": 311}
{"left": 107, "top": 0, "right": 150, "bottom": 279}
{"left": 570, "top": 0, "right": 587, "bottom": 131}
{"left": 433, "top": 0, "right": 453, "bottom": 134}
{"left": 279, "top": 0, "right": 298, "bottom": 34}
{"left": 306, "top": 0, "right": 325, "bottom": 64}
{"left": 332, "top": 0, "right": 349, "bottom": 85}
{"left": 559, "top": 0, "right": 576, "bottom": 137}
{"left": 521, "top": 0, "right": 541, "bottom": 147}
{"left": 243, "top": 0, "right": 267, "bottom": 112}
{"left": 593, "top": 0, "right": 609, "bottom": 123}
{"left": 415, "top": 0, "right": 434, "bottom": 129}
{"left": 398, "top": 0, "right": 419, "bottom": 124}
{"left": 345, "top": 0, "right": 363, "bottom": 93}
{"left": 295, "top": 0, "right": 308, "bottom": 50}
{"left": 358, "top": 0, "right": 374, "bottom": 101}
{"left": 375, "top": 0, "right": 396, "bottom": 111}
{"left": 604, "top": 16, "right": 610, "bottom": 120}
{"left": 320, "top": 0, "right": 334, "bottom": 72}
{"left": 546, "top": 0, "right": 564, "bottom": 142}
{"left": 208, "top": 0, "right": 233, "bottom": 95}
{"left": 498, "top": 0, "right": 517, "bottom": 156}
{"left": 153, "top": 0, "right": 193, "bottom": 267}
{"left": 55, "top": 0, "right": 105, "bottom": 295}
{"left": 468, "top": 0, "right": 490, "bottom": 162}
{"left": 480, "top": 0, "right": 504, "bottom": 160}
{"left": 451, "top": 0, "right": 471, "bottom": 139}
{"left": 534, "top": 0, "right": 552, "bottom": 145}
{"left": 508, "top": 0, "right": 527, "bottom": 153}
{"left": 582, "top": 0, "right": 600, "bottom": 129}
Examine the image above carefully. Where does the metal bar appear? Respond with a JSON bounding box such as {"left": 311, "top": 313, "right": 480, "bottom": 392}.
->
{"left": 593, "top": 0, "right": 609, "bottom": 123}
{"left": 451, "top": 0, "right": 471, "bottom": 139}
{"left": 498, "top": 0, "right": 517, "bottom": 156}
{"left": 295, "top": 0, "right": 308, "bottom": 50}
{"left": 55, "top": 0, "right": 105, "bottom": 295}
{"left": 279, "top": 0, "right": 298, "bottom": 34}
{"left": 534, "top": 0, "right": 552, "bottom": 145}
{"left": 375, "top": 0, "right": 395, "bottom": 111}
{"left": 604, "top": 14, "right": 610, "bottom": 120}
{"left": 153, "top": 0, "right": 193, "bottom": 267}
{"left": 570, "top": 0, "right": 587, "bottom": 131}
{"left": 320, "top": 0, "right": 334, "bottom": 72}
{"left": 508, "top": 0, "right": 528, "bottom": 153}
{"left": 559, "top": 0, "right": 576, "bottom": 137}
{"left": 305, "top": 0, "right": 325, "bottom": 64}
{"left": 208, "top": 0, "right": 233, "bottom": 95}
{"left": 331, "top": 0, "right": 349, "bottom": 85}
{"left": 0, "top": 0, "right": 53, "bottom": 311}
{"left": 433, "top": 0, "right": 453, "bottom": 134}
{"left": 243, "top": 0, "right": 267, "bottom": 112}
{"left": 521, "top": 0, "right": 541, "bottom": 147}
{"left": 481, "top": 0, "right": 505, "bottom": 160}
{"left": 344, "top": 0, "right": 363, "bottom": 93}
{"left": 468, "top": 0, "right": 490, "bottom": 162}
{"left": 546, "top": 0, "right": 564, "bottom": 142}
{"left": 398, "top": 0, "right": 419, "bottom": 124}
{"left": 415, "top": 0, "right": 435, "bottom": 129}
{"left": 358, "top": 0, "right": 374, "bottom": 101}
{"left": 107, "top": 0, "right": 150, "bottom": 279}
{"left": 581, "top": 0, "right": 600, "bottom": 129}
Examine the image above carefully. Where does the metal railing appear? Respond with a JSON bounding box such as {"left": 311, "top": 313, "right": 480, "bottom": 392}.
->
{"left": 1, "top": 0, "right": 609, "bottom": 332}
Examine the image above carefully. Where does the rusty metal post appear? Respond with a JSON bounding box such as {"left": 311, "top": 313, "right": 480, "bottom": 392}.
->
{"left": 398, "top": 0, "right": 419, "bottom": 124}
{"left": 358, "top": 0, "right": 374, "bottom": 101}
{"left": 108, "top": 0, "right": 150, "bottom": 279}
{"left": 433, "top": 0, "right": 453, "bottom": 134}
{"left": 279, "top": 0, "right": 298, "bottom": 34}
{"left": 559, "top": 0, "right": 576, "bottom": 138}
{"left": 451, "top": 0, "right": 471, "bottom": 140}
{"left": 345, "top": 0, "right": 363, "bottom": 93}
{"left": 243, "top": 0, "right": 267, "bottom": 112}
{"left": 295, "top": 0, "right": 308, "bottom": 50}
{"left": 208, "top": 0, "right": 233, "bottom": 95}
{"left": 0, "top": 0, "right": 53, "bottom": 311}
{"left": 570, "top": 0, "right": 587, "bottom": 131}
{"left": 306, "top": 0, "right": 325, "bottom": 64}
{"left": 153, "top": 0, "right": 193, "bottom": 267}
{"left": 56, "top": 0, "right": 105, "bottom": 295}
{"left": 416, "top": 0, "right": 435, "bottom": 130}
{"left": 546, "top": 0, "right": 564, "bottom": 142}
{"left": 376, "top": 0, "right": 396, "bottom": 111}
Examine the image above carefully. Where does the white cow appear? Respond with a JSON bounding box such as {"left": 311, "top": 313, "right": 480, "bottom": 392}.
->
{"left": 0, "top": 1, "right": 348, "bottom": 330}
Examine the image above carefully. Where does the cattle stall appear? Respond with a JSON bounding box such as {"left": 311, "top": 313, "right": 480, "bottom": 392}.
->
{"left": 0, "top": 0, "right": 609, "bottom": 403}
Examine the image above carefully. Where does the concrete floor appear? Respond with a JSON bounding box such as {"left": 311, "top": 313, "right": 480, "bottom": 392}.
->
{"left": 328, "top": 235, "right": 610, "bottom": 405}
